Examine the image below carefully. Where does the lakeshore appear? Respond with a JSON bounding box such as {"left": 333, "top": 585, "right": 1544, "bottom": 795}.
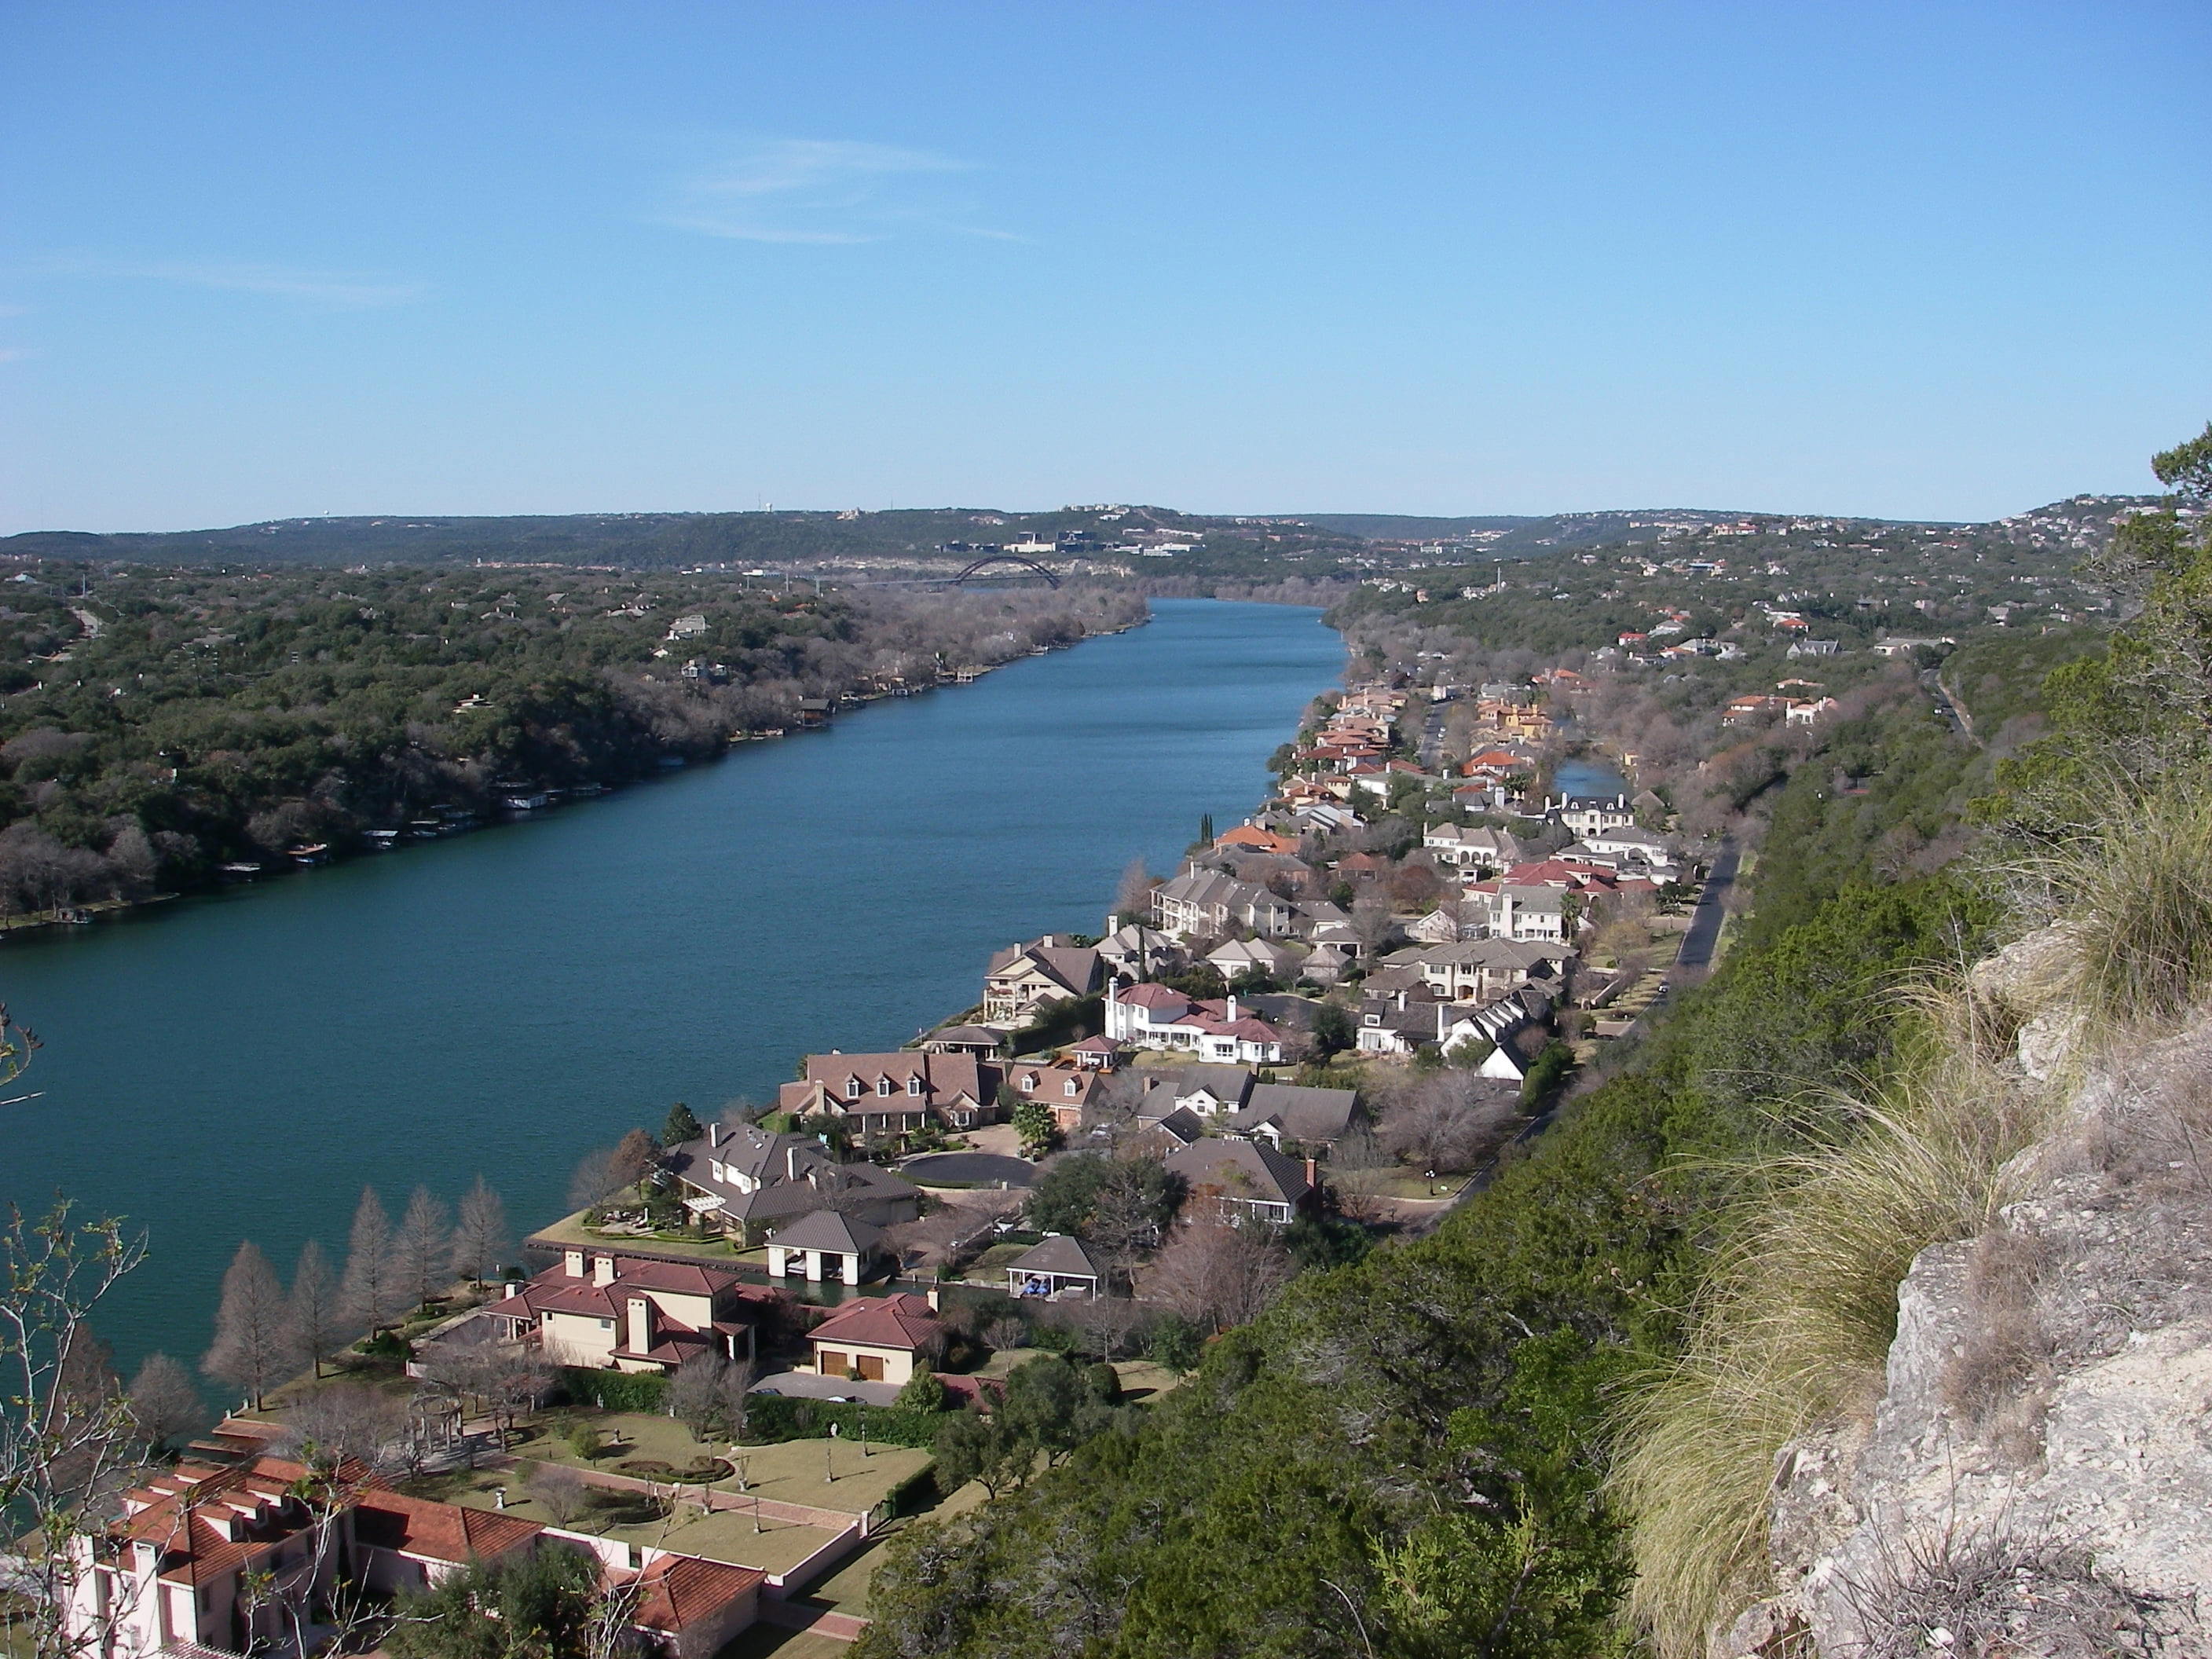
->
{"left": 0, "top": 599, "right": 1345, "bottom": 1373}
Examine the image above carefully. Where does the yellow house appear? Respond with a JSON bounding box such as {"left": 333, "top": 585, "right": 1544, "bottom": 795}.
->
{"left": 483, "top": 1250, "right": 759, "bottom": 1375}
{"left": 805, "top": 1291, "right": 947, "bottom": 1386}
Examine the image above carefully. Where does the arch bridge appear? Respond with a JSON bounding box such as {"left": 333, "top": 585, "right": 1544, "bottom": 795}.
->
{"left": 953, "top": 553, "right": 1060, "bottom": 588}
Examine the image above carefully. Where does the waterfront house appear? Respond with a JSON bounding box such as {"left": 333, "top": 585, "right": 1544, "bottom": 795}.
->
{"left": 481, "top": 1249, "right": 761, "bottom": 1372}
{"left": 982, "top": 935, "right": 1103, "bottom": 1025}
{"left": 661, "top": 1120, "right": 923, "bottom": 1243}
{"left": 1009, "top": 1060, "right": 1110, "bottom": 1135}
{"left": 1095, "top": 923, "right": 1187, "bottom": 980}
{"left": 806, "top": 1291, "right": 947, "bottom": 1386}
{"left": 1163, "top": 1139, "right": 1315, "bottom": 1227}
{"left": 1151, "top": 868, "right": 1295, "bottom": 940}
{"left": 1548, "top": 794, "right": 1635, "bottom": 837}
{"left": 784, "top": 1050, "right": 1001, "bottom": 1145}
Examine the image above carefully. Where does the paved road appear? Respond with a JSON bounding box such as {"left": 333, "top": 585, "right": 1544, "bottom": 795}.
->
{"left": 899, "top": 1151, "right": 1038, "bottom": 1188}
{"left": 1671, "top": 839, "right": 1741, "bottom": 980}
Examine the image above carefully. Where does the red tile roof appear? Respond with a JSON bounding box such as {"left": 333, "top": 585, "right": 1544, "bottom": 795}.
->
{"left": 808, "top": 1291, "right": 946, "bottom": 1353}
{"left": 626, "top": 1552, "right": 766, "bottom": 1632}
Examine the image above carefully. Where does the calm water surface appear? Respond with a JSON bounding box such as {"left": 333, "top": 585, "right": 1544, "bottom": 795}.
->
{"left": 0, "top": 599, "right": 1342, "bottom": 1372}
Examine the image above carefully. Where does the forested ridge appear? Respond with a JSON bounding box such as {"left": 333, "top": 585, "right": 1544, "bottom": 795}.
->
{"left": 0, "top": 562, "right": 1141, "bottom": 914}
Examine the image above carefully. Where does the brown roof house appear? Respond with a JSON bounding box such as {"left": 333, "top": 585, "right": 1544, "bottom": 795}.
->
{"left": 482, "top": 1248, "right": 763, "bottom": 1373}
{"left": 983, "top": 934, "right": 1103, "bottom": 1025}
{"left": 1164, "top": 1139, "right": 1317, "bottom": 1227}
{"left": 660, "top": 1119, "right": 921, "bottom": 1246}
{"left": 805, "top": 1291, "right": 948, "bottom": 1386}
{"left": 782, "top": 1050, "right": 1001, "bottom": 1148}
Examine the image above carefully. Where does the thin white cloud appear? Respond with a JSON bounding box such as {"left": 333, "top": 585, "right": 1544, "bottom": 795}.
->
{"left": 25, "top": 255, "right": 424, "bottom": 308}
{"left": 663, "top": 138, "right": 1017, "bottom": 244}
{"left": 0, "top": 347, "right": 29, "bottom": 364}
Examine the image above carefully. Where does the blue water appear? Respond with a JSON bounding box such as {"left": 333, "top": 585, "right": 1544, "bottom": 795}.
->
{"left": 1555, "top": 757, "right": 1630, "bottom": 799}
{"left": 0, "top": 599, "right": 1342, "bottom": 1374}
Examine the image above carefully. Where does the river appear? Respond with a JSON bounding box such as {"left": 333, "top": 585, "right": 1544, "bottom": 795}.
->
{"left": 0, "top": 599, "right": 1343, "bottom": 1376}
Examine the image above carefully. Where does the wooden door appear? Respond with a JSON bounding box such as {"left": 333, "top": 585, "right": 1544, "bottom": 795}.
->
{"left": 857, "top": 1353, "right": 885, "bottom": 1382}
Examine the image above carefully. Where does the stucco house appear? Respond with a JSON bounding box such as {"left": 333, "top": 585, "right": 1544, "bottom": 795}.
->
{"left": 1225, "top": 1082, "right": 1361, "bottom": 1150}
{"left": 806, "top": 1291, "right": 948, "bottom": 1386}
{"left": 482, "top": 1249, "right": 762, "bottom": 1373}
{"left": 61, "top": 1450, "right": 763, "bottom": 1659}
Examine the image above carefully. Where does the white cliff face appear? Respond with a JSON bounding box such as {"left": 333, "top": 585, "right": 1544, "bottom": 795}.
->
{"left": 1724, "top": 996, "right": 2212, "bottom": 1657}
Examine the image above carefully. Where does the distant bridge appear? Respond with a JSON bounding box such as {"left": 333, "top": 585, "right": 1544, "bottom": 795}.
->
{"left": 954, "top": 554, "right": 1060, "bottom": 588}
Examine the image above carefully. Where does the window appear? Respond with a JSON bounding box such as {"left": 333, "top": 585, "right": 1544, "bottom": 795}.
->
{"left": 877, "top": 1077, "right": 893, "bottom": 1097}
{"left": 906, "top": 1075, "right": 924, "bottom": 1096}
{"left": 845, "top": 1077, "right": 862, "bottom": 1099}
{"left": 1064, "top": 1079, "right": 1079, "bottom": 1097}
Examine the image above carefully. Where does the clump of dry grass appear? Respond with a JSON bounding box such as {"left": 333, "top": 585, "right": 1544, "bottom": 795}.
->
{"left": 1998, "top": 783, "right": 2212, "bottom": 1038}
{"left": 1610, "top": 993, "right": 2056, "bottom": 1658}
{"left": 1942, "top": 1222, "right": 2053, "bottom": 1457}
{"left": 1837, "top": 1522, "right": 2177, "bottom": 1659}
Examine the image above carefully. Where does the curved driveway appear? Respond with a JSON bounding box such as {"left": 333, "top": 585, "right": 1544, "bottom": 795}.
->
{"left": 900, "top": 1151, "right": 1038, "bottom": 1188}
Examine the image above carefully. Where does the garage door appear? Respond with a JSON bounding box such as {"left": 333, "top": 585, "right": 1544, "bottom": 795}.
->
{"left": 857, "top": 1353, "right": 885, "bottom": 1382}
{"left": 819, "top": 1349, "right": 847, "bottom": 1375}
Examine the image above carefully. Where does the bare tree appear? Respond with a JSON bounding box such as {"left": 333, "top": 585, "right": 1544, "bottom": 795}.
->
{"left": 609, "top": 1128, "right": 661, "bottom": 1194}
{"left": 1140, "top": 1219, "right": 1292, "bottom": 1335}
{"left": 392, "top": 1186, "right": 453, "bottom": 1312}
{"left": 477, "top": 1342, "right": 556, "bottom": 1445}
{"left": 568, "top": 1146, "right": 621, "bottom": 1211}
{"left": 452, "top": 1175, "right": 510, "bottom": 1288}
{"left": 1351, "top": 891, "right": 1397, "bottom": 958}
{"left": 0, "top": 1198, "right": 148, "bottom": 1659}
{"left": 667, "top": 1351, "right": 731, "bottom": 1442}
{"left": 1115, "top": 858, "right": 1154, "bottom": 923}
{"left": 339, "top": 1185, "right": 401, "bottom": 1335}
{"left": 287, "top": 1239, "right": 346, "bottom": 1380}
{"left": 126, "top": 1352, "right": 207, "bottom": 1455}
{"left": 526, "top": 1460, "right": 589, "bottom": 1525}
{"left": 202, "top": 1240, "right": 295, "bottom": 1409}
{"left": 274, "top": 1382, "right": 403, "bottom": 1471}
{"left": 1378, "top": 1072, "right": 1521, "bottom": 1174}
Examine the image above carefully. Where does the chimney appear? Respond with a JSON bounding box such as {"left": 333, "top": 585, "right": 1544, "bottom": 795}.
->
{"left": 626, "top": 1295, "right": 653, "bottom": 1356}
{"left": 592, "top": 1254, "right": 617, "bottom": 1287}
{"left": 1225, "top": 994, "right": 1238, "bottom": 1023}
{"left": 709, "top": 1121, "right": 723, "bottom": 1149}
{"left": 926, "top": 1287, "right": 940, "bottom": 1311}
{"left": 786, "top": 1144, "right": 800, "bottom": 1181}
{"left": 1305, "top": 1157, "right": 1319, "bottom": 1188}
{"left": 564, "top": 1248, "right": 586, "bottom": 1278}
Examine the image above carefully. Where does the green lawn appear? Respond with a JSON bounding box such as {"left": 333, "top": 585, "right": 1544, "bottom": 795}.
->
{"left": 521, "top": 1411, "right": 932, "bottom": 1518}
{"left": 715, "top": 1628, "right": 855, "bottom": 1659}
{"left": 527, "top": 1210, "right": 744, "bottom": 1263}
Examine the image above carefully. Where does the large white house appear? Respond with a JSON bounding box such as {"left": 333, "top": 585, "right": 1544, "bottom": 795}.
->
{"left": 1104, "top": 983, "right": 1287, "bottom": 1064}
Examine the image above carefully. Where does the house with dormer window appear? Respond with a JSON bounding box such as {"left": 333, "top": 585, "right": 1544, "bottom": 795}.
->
{"left": 779, "top": 1050, "right": 1000, "bottom": 1147}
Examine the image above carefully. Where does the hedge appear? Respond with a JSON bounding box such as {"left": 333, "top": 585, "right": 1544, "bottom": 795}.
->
{"left": 740, "top": 1393, "right": 944, "bottom": 1449}
{"left": 559, "top": 1368, "right": 669, "bottom": 1414}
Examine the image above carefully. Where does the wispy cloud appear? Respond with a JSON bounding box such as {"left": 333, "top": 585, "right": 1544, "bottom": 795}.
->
{"left": 663, "top": 138, "right": 1018, "bottom": 244}
{"left": 0, "top": 347, "right": 30, "bottom": 364}
{"left": 24, "top": 255, "right": 424, "bottom": 308}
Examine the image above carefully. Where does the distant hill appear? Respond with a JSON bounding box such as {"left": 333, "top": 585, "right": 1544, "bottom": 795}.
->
{"left": 0, "top": 496, "right": 2164, "bottom": 571}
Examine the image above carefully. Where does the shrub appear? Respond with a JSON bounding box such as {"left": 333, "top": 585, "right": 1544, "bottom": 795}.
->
{"left": 558, "top": 1366, "right": 667, "bottom": 1414}
{"left": 566, "top": 1422, "right": 602, "bottom": 1460}
{"left": 739, "top": 1393, "right": 944, "bottom": 1449}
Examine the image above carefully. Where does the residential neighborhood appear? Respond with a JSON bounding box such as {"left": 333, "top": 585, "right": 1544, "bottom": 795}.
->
{"left": 50, "top": 662, "right": 1717, "bottom": 1659}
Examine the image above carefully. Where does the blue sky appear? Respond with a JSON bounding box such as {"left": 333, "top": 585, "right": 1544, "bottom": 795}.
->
{"left": 2, "top": 2, "right": 2206, "bottom": 531}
